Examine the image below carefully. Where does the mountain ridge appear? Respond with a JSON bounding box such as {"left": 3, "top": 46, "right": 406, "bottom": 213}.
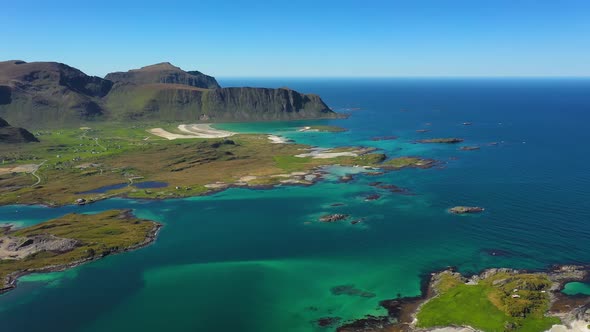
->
{"left": 0, "top": 60, "right": 339, "bottom": 127}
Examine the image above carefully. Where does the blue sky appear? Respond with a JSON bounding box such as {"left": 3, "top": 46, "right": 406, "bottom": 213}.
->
{"left": 2, "top": 0, "right": 589, "bottom": 77}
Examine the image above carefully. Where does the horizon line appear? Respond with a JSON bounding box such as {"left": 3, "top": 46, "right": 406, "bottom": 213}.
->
{"left": 216, "top": 75, "right": 590, "bottom": 79}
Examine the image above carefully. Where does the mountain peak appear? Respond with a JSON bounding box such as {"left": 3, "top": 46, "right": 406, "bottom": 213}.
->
{"left": 137, "top": 62, "right": 182, "bottom": 72}
{"left": 105, "top": 63, "right": 220, "bottom": 89}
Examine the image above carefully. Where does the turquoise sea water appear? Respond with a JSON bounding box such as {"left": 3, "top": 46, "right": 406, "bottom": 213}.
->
{"left": 562, "top": 282, "right": 590, "bottom": 296}
{"left": 1, "top": 79, "right": 590, "bottom": 331}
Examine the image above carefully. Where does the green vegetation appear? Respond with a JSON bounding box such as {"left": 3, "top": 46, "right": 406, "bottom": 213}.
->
{"left": 0, "top": 60, "right": 338, "bottom": 126}
{"left": 417, "top": 271, "right": 560, "bottom": 332}
{"left": 0, "top": 124, "right": 389, "bottom": 206}
{"left": 0, "top": 210, "right": 159, "bottom": 290}
{"left": 306, "top": 125, "right": 347, "bottom": 132}
{"left": 380, "top": 156, "right": 435, "bottom": 169}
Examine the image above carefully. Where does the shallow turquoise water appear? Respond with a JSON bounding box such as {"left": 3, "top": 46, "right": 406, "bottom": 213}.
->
{"left": 562, "top": 282, "right": 590, "bottom": 296}
{"left": 1, "top": 79, "right": 590, "bottom": 331}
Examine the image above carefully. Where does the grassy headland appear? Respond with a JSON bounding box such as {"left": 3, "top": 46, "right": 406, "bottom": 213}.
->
{"left": 417, "top": 270, "right": 559, "bottom": 332}
{"left": 0, "top": 210, "right": 160, "bottom": 292}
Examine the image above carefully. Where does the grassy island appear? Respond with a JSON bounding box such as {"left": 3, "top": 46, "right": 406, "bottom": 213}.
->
{"left": 0, "top": 210, "right": 160, "bottom": 292}
{"left": 380, "top": 156, "right": 436, "bottom": 169}
{"left": 417, "top": 270, "right": 559, "bottom": 332}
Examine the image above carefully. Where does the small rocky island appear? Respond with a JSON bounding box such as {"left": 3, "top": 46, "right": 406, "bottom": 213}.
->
{"left": 380, "top": 157, "right": 437, "bottom": 170}
{"left": 418, "top": 138, "right": 464, "bottom": 144}
{"left": 449, "top": 206, "right": 485, "bottom": 214}
{"left": 319, "top": 214, "right": 350, "bottom": 223}
{"left": 0, "top": 210, "right": 161, "bottom": 293}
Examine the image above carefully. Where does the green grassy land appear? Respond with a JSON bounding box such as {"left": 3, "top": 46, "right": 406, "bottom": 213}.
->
{"left": 0, "top": 124, "right": 391, "bottom": 206}
{"left": 0, "top": 210, "right": 159, "bottom": 289}
{"left": 380, "top": 156, "right": 435, "bottom": 169}
{"left": 417, "top": 271, "right": 560, "bottom": 332}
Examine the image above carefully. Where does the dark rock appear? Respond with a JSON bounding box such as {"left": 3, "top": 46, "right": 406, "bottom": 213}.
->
{"left": 319, "top": 214, "right": 349, "bottom": 223}
{"left": 459, "top": 146, "right": 480, "bottom": 151}
{"left": 316, "top": 317, "right": 341, "bottom": 327}
{"left": 330, "top": 284, "right": 376, "bottom": 298}
{"left": 339, "top": 175, "right": 354, "bottom": 183}
{"left": 364, "top": 194, "right": 381, "bottom": 201}
{"left": 418, "top": 138, "right": 464, "bottom": 144}
{"left": 350, "top": 218, "right": 364, "bottom": 225}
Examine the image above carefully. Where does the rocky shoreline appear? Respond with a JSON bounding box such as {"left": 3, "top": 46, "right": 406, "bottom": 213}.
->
{"left": 0, "top": 214, "right": 162, "bottom": 295}
{"left": 333, "top": 265, "right": 590, "bottom": 332}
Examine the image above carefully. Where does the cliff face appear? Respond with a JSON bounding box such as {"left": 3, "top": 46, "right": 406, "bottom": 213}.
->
{"left": 0, "top": 60, "right": 339, "bottom": 127}
{"left": 200, "top": 87, "right": 333, "bottom": 121}
{"left": 105, "top": 84, "right": 334, "bottom": 122}
{"left": 0, "top": 116, "right": 39, "bottom": 143}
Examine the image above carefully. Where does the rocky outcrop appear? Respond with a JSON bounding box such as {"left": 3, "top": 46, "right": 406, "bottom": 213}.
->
{"left": 449, "top": 206, "right": 485, "bottom": 214}
{"left": 0, "top": 60, "right": 340, "bottom": 126}
{"left": 0, "top": 116, "right": 38, "bottom": 143}
{"left": 319, "top": 214, "right": 349, "bottom": 223}
{"left": 0, "top": 234, "right": 79, "bottom": 260}
{"left": 418, "top": 138, "right": 464, "bottom": 144}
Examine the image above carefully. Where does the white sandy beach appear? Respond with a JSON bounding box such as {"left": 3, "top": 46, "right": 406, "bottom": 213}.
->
{"left": 295, "top": 148, "right": 358, "bottom": 159}
{"left": 148, "top": 124, "right": 235, "bottom": 140}
{"left": 267, "top": 135, "right": 289, "bottom": 144}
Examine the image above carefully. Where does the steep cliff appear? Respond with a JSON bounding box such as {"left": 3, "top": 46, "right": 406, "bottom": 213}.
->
{"left": 105, "top": 84, "right": 334, "bottom": 121}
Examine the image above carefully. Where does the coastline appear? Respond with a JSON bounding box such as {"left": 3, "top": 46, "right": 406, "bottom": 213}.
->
{"left": 0, "top": 216, "right": 162, "bottom": 295}
{"left": 336, "top": 265, "right": 590, "bottom": 332}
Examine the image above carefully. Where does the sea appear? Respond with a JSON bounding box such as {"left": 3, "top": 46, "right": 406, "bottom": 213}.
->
{"left": 1, "top": 78, "right": 590, "bottom": 331}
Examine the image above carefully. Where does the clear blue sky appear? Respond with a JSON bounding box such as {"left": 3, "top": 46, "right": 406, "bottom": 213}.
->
{"left": 2, "top": 0, "right": 589, "bottom": 77}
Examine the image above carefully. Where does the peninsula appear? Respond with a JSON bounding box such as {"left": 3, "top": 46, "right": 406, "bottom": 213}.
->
{"left": 0, "top": 210, "right": 161, "bottom": 293}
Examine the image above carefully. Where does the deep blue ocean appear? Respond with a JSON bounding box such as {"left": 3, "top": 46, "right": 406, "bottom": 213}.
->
{"left": 1, "top": 78, "right": 589, "bottom": 331}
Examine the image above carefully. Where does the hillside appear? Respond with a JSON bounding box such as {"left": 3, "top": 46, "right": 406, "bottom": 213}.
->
{"left": 0, "top": 60, "right": 339, "bottom": 127}
{"left": 0, "top": 116, "right": 38, "bottom": 143}
{"left": 0, "top": 60, "right": 112, "bottom": 126}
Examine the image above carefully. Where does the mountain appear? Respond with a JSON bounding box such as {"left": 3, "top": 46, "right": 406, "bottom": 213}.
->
{"left": 105, "top": 62, "right": 220, "bottom": 89}
{"left": 0, "top": 116, "right": 38, "bottom": 143}
{"left": 0, "top": 60, "right": 112, "bottom": 126}
{"left": 0, "top": 60, "right": 339, "bottom": 127}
